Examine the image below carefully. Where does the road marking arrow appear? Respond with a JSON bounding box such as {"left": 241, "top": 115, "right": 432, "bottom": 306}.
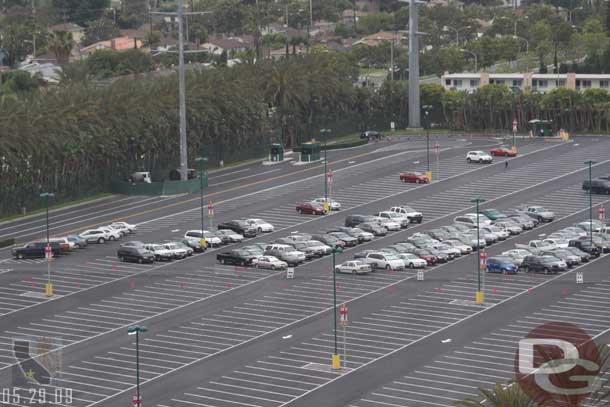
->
{"left": 282, "top": 335, "right": 293, "bottom": 339}
{"left": 441, "top": 338, "right": 452, "bottom": 344}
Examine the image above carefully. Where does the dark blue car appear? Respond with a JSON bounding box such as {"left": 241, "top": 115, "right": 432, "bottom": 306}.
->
{"left": 486, "top": 256, "right": 518, "bottom": 274}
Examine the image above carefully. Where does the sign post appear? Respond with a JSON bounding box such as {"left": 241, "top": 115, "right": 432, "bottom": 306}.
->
{"left": 207, "top": 201, "right": 215, "bottom": 229}
{"left": 339, "top": 303, "right": 348, "bottom": 368}
{"left": 576, "top": 272, "right": 584, "bottom": 284}
{"left": 325, "top": 170, "right": 333, "bottom": 212}
{"left": 132, "top": 394, "right": 141, "bottom": 407}
{"left": 512, "top": 119, "right": 518, "bottom": 153}
{"left": 434, "top": 142, "right": 440, "bottom": 182}
{"left": 480, "top": 250, "right": 488, "bottom": 272}
{"left": 598, "top": 206, "right": 605, "bottom": 222}
{"left": 45, "top": 245, "right": 53, "bottom": 297}
{"left": 286, "top": 267, "right": 294, "bottom": 279}
{"left": 417, "top": 270, "right": 424, "bottom": 281}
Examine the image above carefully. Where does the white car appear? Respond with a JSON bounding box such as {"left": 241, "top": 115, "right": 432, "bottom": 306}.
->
{"left": 501, "top": 249, "right": 531, "bottom": 265}
{"left": 48, "top": 237, "right": 76, "bottom": 250}
{"left": 107, "top": 224, "right": 127, "bottom": 237}
{"left": 144, "top": 244, "right": 174, "bottom": 261}
{"left": 443, "top": 239, "right": 472, "bottom": 254}
{"left": 245, "top": 218, "right": 275, "bottom": 233}
{"left": 480, "top": 226, "right": 509, "bottom": 241}
{"left": 389, "top": 206, "right": 423, "bottom": 223}
{"left": 368, "top": 216, "right": 401, "bottom": 231}
{"left": 576, "top": 220, "right": 604, "bottom": 233}
{"left": 162, "top": 242, "right": 188, "bottom": 259}
{"left": 454, "top": 213, "right": 492, "bottom": 228}
{"left": 97, "top": 227, "right": 121, "bottom": 241}
{"left": 377, "top": 211, "right": 410, "bottom": 228}
{"left": 311, "top": 198, "right": 341, "bottom": 210}
{"left": 543, "top": 238, "right": 569, "bottom": 248}
{"left": 184, "top": 230, "right": 222, "bottom": 247}
{"left": 335, "top": 260, "right": 372, "bottom": 274}
{"left": 215, "top": 229, "right": 244, "bottom": 243}
{"left": 80, "top": 229, "right": 112, "bottom": 243}
{"left": 466, "top": 151, "right": 493, "bottom": 163}
{"left": 364, "top": 252, "right": 405, "bottom": 270}
{"left": 111, "top": 221, "right": 137, "bottom": 233}
{"left": 256, "top": 255, "right": 288, "bottom": 270}
{"left": 395, "top": 253, "right": 427, "bottom": 268}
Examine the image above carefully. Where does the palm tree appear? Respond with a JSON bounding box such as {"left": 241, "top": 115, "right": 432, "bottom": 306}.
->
{"left": 48, "top": 31, "right": 75, "bottom": 65}
{"left": 455, "top": 382, "right": 541, "bottom": 407}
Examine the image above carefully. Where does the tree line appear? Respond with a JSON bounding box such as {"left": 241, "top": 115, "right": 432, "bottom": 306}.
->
{"left": 3, "top": 53, "right": 610, "bottom": 217}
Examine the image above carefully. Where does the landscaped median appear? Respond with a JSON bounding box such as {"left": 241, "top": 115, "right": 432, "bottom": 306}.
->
{"left": 292, "top": 138, "right": 369, "bottom": 153}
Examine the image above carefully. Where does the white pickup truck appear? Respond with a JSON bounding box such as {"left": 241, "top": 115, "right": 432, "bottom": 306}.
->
{"left": 515, "top": 239, "right": 556, "bottom": 253}
{"left": 389, "top": 206, "right": 423, "bottom": 223}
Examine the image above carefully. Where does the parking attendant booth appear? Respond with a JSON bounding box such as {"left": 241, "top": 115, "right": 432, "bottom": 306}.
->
{"left": 300, "top": 141, "right": 321, "bottom": 162}
{"left": 270, "top": 143, "right": 284, "bottom": 162}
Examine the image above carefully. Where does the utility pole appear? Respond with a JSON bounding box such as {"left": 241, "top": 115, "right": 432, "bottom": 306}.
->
{"left": 32, "top": 0, "right": 37, "bottom": 58}
{"left": 152, "top": 3, "right": 208, "bottom": 181}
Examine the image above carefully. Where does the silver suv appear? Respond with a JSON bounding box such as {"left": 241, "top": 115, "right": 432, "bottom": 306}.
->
{"left": 264, "top": 244, "right": 306, "bottom": 266}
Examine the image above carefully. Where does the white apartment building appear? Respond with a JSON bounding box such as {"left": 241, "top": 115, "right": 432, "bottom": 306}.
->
{"left": 441, "top": 72, "right": 610, "bottom": 93}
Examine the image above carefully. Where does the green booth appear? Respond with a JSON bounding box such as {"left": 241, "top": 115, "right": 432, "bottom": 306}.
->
{"left": 300, "top": 141, "right": 321, "bottom": 162}
{"left": 529, "top": 119, "right": 553, "bottom": 137}
{"left": 270, "top": 143, "right": 284, "bottom": 162}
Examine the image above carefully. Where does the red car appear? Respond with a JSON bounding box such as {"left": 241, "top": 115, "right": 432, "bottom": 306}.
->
{"left": 399, "top": 171, "right": 429, "bottom": 184}
{"left": 296, "top": 202, "right": 327, "bottom": 215}
{"left": 490, "top": 147, "right": 517, "bottom": 157}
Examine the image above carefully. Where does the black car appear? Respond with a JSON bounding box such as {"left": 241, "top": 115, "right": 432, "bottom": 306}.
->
{"left": 117, "top": 247, "right": 155, "bottom": 264}
{"left": 217, "top": 220, "right": 257, "bottom": 238}
{"left": 568, "top": 239, "right": 602, "bottom": 256}
{"left": 12, "top": 242, "right": 62, "bottom": 259}
{"left": 216, "top": 249, "right": 259, "bottom": 266}
{"left": 312, "top": 234, "right": 346, "bottom": 249}
{"left": 181, "top": 238, "right": 206, "bottom": 253}
{"left": 360, "top": 130, "right": 382, "bottom": 140}
{"left": 582, "top": 179, "right": 610, "bottom": 194}
{"left": 345, "top": 215, "right": 369, "bottom": 228}
{"left": 520, "top": 255, "right": 565, "bottom": 274}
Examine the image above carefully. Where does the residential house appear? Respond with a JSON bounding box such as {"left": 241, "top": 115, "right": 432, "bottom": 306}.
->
{"left": 200, "top": 37, "right": 248, "bottom": 56}
{"left": 353, "top": 31, "right": 405, "bottom": 47}
{"left": 80, "top": 37, "right": 144, "bottom": 56}
{"left": 19, "top": 62, "right": 62, "bottom": 83}
{"left": 341, "top": 9, "right": 369, "bottom": 26}
{"left": 49, "top": 23, "right": 85, "bottom": 44}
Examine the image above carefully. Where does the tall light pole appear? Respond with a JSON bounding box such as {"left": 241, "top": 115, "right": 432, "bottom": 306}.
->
{"left": 460, "top": 48, "right": 478, "bottom": 72}
{"left": 128, "top": 325, "right": 147, "bottom": 407}
{"left": 513, "top": 35, "right": 529, "bottom": 72}
{"left": 331, "top": 246, "right": 343, "bottom": 370}
{"left": 398, "top": 0, "right": 423, "bottom": 128}
{"left": 422, "top": 105, "right": 432, "bottom": 181}
{"left": 585, "top": 160, "right": 596, "bottom": 249}
{"left": 321, "top": 128, "right": 331, "bottom": 212}
{"left": 40, "top": 192, "right": 55, "bottom": 297}
{"left": 442, "top": 25, "right": 471, "bottom": 46}
{"left": 195, "top": 156, "right": 208, "bottom": 245}
{"left": 471, "top": 197, "right": 486, "bottom": 305}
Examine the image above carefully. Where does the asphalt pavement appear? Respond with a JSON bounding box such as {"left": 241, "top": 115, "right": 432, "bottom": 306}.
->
{"left": 0, "top": 135, "right": 608, "bottom": 407}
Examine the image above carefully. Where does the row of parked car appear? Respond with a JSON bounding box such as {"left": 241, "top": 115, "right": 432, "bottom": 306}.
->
{"left": 12, "top": 222, "right": 138, "bottom": 259}
{"left": 115, "top": 218, "right": 277, "bottom": 263}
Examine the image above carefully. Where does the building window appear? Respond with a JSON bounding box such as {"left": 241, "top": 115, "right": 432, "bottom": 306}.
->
{"left": 512, "top": 80, "right": 523, "bottom": 87}
{"left": 445, "top": 79, "right": 451, "bottom": 86}
{"left": 470, "top": 79, "right": 480, "bottom": 87}
{"left": 582, "top": 80, "right": 591, "bottom": 88}
{"left": 555, "top": 79, "right": 566, "bottom": 87}
{"left": 453, "top": 79, "right": 463, "bottom": 87}
{"left": 600, "top": 80, "right": 609, "bottom": 88}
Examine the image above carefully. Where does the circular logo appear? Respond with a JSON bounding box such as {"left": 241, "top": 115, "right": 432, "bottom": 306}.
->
{"left": 514, "top": 322, "right": 601, "bottom": 406}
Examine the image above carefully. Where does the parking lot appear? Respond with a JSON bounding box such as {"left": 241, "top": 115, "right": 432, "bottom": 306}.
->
{"left": 0, "top": 136, "right": 608, "bottom": 407}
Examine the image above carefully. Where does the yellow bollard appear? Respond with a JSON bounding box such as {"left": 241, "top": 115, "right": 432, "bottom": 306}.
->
{"left": 475, "top": 291, "right": 484, "bottom": 305}
{"left": 511, "top": 146, "right": 517, "bottom": 153}
{"left": 324, "top": 201, "right": 330, "bottom": 213}
{"left": 425, "top": 171, "right": 432, "bottom": 182}
{"left": 45, "top": 283, "right": 53, "bottom": 297}
{"left": 332, "top": 354, "right": 341, "bottom": 370}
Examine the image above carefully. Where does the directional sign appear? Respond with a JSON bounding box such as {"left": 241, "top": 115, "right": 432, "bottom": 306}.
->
{"left": 339, "top": 303, "right": 348, "bottom": 326}
{"left": 132, "top": 394, "right": 141, "bottom": 406}
{"left": 286, "top": 267, "right": 294, "bottom": 279}
{"left": 208, "top": 201, "right": 214, "bottom": 217}
{"left": 598, "top": 207, "right": 605, "bottom": 221}
{"left": 417, "top": 270, "right": 424, "bottom": 281}
{"left": 327, "top": 170, "right": 333, "bottom": 184}
{"left": 45, "top": 244, "right": 53, "bottom": 260}
{"left": 576, "top": 272, "right": 584, "bottom": 284}
{"left": 434, "top": 143, "right": 440, "bottom": 154}
{"left": 512, "top": 119, "right": 518, "bottom": 133}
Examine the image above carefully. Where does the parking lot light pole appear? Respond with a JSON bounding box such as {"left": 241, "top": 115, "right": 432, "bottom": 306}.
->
{"left": 331, "top": 246, "right": 343, "bottom": 370}
{"left": 422, "top": 105, "right": 432, "bottom": 181}
{"left": 471, "top": 197, "right": 486, "bottom": 305}
{"left": 40, "top": 192, "right": 55, "bottom": 297}
{"left": 321, "top": 129, "right": 332, "bottom": 212}
{"left": 195, "top": 156, "right": 208, "bottom": 236}
{"left": 128, "top": 325, "right": 147, "bottom": 407}
{"left": 585, "top": 160, "right": 596, "bottom": 249}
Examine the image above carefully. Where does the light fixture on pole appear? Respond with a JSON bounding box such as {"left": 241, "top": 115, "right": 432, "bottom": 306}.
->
{"left": 422, "top": 105, "right": 432, "bottom": 181}
{"left": 442, "top": 25, "right": 471, "bottom": 46}
{"left": 128, "top": 325, "right": 147, "bottom": 407}
{"left": 40, "top": 192, "right": 55, "bottom": 297}
{"left": 331, "top": 245, "right": 343, "bottom": 370}
{"left": 471, "top": 197, "right": 486, "bottom": 305}
{"left": 321, "top": 128, "right": 332, "bottom": 212}
{"left": 585, "top": 160, "right": 596, "bottom": 249}
{"left": 195, "top": 156, "right": 208, "bottom": 249}
{"left": 460, "top": 48, "right": 478, "bottom": 72}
